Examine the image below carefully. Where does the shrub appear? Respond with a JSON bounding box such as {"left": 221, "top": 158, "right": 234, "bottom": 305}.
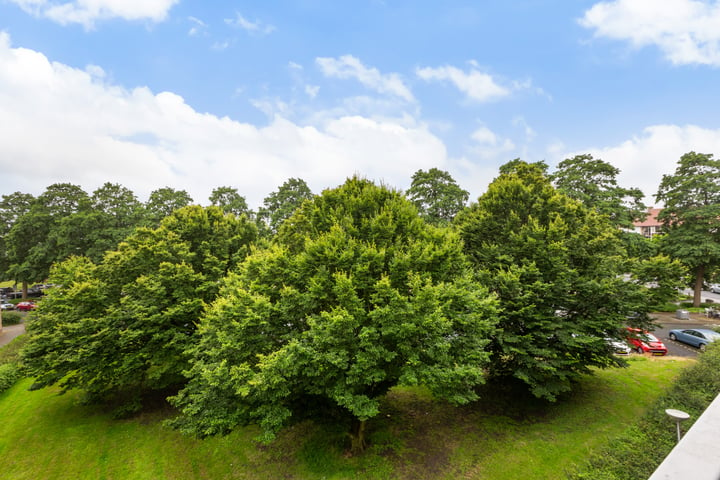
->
{"left": 649, "top": 303, "right": 681, "bottom": 312}
{"left": 569, "top": 343, "right": 720, "bottom": 479}
{"left": 0, "top": 363, "right": 21, "bottom": 394}
{"left": 2, "top": 311, "right": 23, "bottom": 326}
{"left": 0, "top": 335, "right": 28, "bottom": 365}
{"left": 0, "top": 335, "right": 29, "bottom": 395}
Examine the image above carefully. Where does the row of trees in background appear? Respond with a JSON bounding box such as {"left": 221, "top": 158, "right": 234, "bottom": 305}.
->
{"left": 410, "top": 152, "right": 720, "bottom": 307}
{"left": 552, "top": 152, "right": 720, "bottom": 307}
{"left": 16, "top": 151, "right": 711, "bottom": 453}
{"left": 0, "top": 179, "right": 314, "bottom": 297}
{"left": 7, "top": 152, "right": 717, "bottom": 299}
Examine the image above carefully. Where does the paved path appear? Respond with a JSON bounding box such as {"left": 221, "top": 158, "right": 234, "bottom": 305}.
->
{"left": 0, "top": 323, "right": 25, "bottom": 347}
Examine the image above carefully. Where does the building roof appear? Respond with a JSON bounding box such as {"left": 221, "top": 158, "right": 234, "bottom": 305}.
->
{"left": 634, "top": 207, "right": 663, "bottom": 227}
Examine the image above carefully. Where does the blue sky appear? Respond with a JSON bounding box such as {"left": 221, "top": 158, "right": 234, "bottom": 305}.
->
{"left": 2, "top": 0, "right": 720, "bottom": 208}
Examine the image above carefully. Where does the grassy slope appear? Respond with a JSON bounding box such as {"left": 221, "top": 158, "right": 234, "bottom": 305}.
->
{"left": 0, "top": 356, "right": 690, "bottom": 480}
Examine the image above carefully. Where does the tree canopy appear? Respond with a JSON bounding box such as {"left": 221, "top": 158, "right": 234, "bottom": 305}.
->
{"left": 0, "top": 192, "right": 35, "bottom": 275}
{"left": 457, "top": 160, "right": 649, "bottom": 400}
{"left": 4, "top": 183, "right": 89, "bottom": 289}
{"left": 170, "top": 177, "right": 497, "bottom": 452}
{"left": 50, "top": 182, "right": 146, "bottom": 263}
{"left": 655, "top": 151, "right": 720, "bottom": 306}
{"left": 257, "top": 177, "right": 314, "bottom": 235}
{"left": 405, "top": 168, "right": 469, "bottom": 226}
{"left": 209, "top": 186, "right": 252, "bottom": 218}
{"left": 144, "top": 187, "right": 194, "bottom": 226}
{"left": 22, "top": 206, "right": 258, "bottom": 410}
{"left": 551, "top": 154, "right": 647, "bottom": 228}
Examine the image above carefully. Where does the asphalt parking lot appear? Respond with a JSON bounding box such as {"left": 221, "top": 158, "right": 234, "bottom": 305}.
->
{"left": 652, "top": 315, "right": 720, "bottom": 358}
{"left": 655, "top": 324, "right": 703, "bottom": 357}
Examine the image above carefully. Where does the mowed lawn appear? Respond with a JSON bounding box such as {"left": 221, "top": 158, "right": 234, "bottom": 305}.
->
{"left": 0, "top": 356, "right": 690, "bottom": 480}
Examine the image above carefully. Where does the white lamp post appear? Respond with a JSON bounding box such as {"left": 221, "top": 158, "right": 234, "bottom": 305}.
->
{"left": 666, "top": 408, "right": 690, "bottom": 442}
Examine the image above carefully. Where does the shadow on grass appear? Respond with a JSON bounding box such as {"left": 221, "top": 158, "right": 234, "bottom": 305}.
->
{"left": 1, "top": 357, "right": 689, "bottom": 480}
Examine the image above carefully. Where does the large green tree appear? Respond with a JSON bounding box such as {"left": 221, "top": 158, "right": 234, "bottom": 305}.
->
{"left": 22, "top": 206, "right": 258, "bottom": 410}
{"left": 406, "top": 168, "right": 469, "bottom": 226}
{"left": 551, "top": 154, "right": 647, "bottom": 228}
{"left": 457, "top": 160, "right": 649, "bottom": 400}
{"left": 170, "top": 177, "right": 497, "bottom": 453}
{"left": 144, "top": 187, "right": 194, "bottom": 226}
{"left": 209, "top": 186, "right": 252, "bottom": 218}
{"left": 0, "top": 192, "right": 35, "bottom": 275}
{"left": 50, "top": 183, "right": 145, "bottom": 262}
{"left": 4, "top": 183, "right": 89, "bottom": 294}
{"left": 655, "top": 151, "right": 720, "bottom": 307}
{"left": 257, "top": 177, "right": 314, "bottom": 235}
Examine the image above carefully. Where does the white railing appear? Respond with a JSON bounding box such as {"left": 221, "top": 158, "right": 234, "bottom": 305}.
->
{"left": 648, "top": 392, "right": 720, "bottom": 479}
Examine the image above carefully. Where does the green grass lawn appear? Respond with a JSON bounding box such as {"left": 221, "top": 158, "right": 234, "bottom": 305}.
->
{"left": 0, "top": 356, "right": 690, "bottom": 480}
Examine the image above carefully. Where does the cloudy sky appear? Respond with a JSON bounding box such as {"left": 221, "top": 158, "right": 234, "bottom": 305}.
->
{"left": 2, "top": 0, "right": 720, "bottom": 208}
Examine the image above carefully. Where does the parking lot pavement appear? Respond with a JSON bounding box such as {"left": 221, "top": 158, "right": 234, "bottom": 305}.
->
{"left": 651, "top": 311, "right": 720, "bottom": 358}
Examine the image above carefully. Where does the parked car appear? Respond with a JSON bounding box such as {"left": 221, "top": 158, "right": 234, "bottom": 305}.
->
{"left": 668, "top": 328, "right": 720, "bottom": 351}
{"left": 605, "top": 337, "right": 632, "bottom": 355}
{"left": 0, "top": 303, "right": 15, "bottom": 310}
{"left": 626, "top": 327, "right": 668, "bottom": 355}
{"left": 16, "top": 301, "right": 37, "bottom": 311}
{"left": 710, "top": 284, "right": 720, "bottom": 294}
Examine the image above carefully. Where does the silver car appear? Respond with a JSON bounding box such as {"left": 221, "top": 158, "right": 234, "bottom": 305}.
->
{"left": 668, "top": 328, "right": 720, "bottom": 351}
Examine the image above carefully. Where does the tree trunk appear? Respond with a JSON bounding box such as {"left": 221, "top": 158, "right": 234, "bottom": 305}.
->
{"left": 693, "top": 265, "right": 705, "bottom": 308}
{"left": 22, "top": 281, "right": 28, "bottom": 300}
{"left": 348, "top": 418, "right": 367, "bottom": 455}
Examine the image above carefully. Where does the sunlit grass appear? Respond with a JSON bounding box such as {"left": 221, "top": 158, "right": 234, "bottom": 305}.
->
{"left": 0, "top": 356, "right": 691, "bottom": 479}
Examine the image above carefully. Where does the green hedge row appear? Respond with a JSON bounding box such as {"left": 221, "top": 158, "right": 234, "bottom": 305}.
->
{"left": 569, "top": 344, "right": 720, "bottom": 479}
{"left": 2, "top": 311, "right": 23, "bottom": 326}
{"left": 0, "top": 363, "right": 21, "bottom": 393}
{"left": 0, "top": 334, "right": 28, "bottom": 395}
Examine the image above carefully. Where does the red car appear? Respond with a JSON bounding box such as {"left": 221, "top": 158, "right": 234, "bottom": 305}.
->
{"left": 16, "top": 302, "right": 37, "bottom": 311}
{"left": 626, "top": 327, "right": 667, "bottom": 355}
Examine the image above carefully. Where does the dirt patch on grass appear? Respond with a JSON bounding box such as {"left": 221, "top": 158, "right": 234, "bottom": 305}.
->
{"left": 377, "top": 389, "right": 462, "bottom": 479}
{"left": 372, "top": 384, "right": 543, "bottom": 480}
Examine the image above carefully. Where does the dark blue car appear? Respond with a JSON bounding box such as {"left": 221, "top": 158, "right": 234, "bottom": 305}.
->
{"left": 668, "top": 328, "right": 720, "bottom": 351}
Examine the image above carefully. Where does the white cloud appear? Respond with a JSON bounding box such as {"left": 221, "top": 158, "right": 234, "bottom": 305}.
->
{"left": 250, "top": 97, "right": 294, "bottom": 118}
{"left": 8, "top": 0, "right": 178, "bottom": 29}
{"left": 0, "top": 33, "right": 448, "bottom": 207}
{"left": 512, "top": 116, "right": 537, "bottom": 141}
{"left": 416, "top": 64, "right": 510, "bottom": 102}
{"left": 305, "top": 85, "right": 320, "bottom": 98}
{"left": 188, "top": 16, "right": 207, "bottom": 37}
{"left": 225, "top": 12, "right": 275, "bottom": 35}
{"left": 471, "top": 126, "right": 501, "bottom": 145}
{"left": 580, "top": 0, "right": 720, "bottom": 66}
{"left": 316, "top": 55, "right": 415, "bottom": 102}
{"left": 211, "top": 39, "right": 233, "bottom": 51}
{"left": 469, "top": 126, "right": 516, "bottom": 158}
{"left": 566, "top": 124, "right": 720, "bottom": 204}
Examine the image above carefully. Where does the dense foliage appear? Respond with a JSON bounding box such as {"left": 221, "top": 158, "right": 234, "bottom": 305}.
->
{"left": 1, "top": 311, "right": 23, "bottom": 326}
{"left": 656, "top": 151, "right": 720, "bottom": 306}
{"left": 0, "top": 156, "right": 710, "bottom": 455}
{"left": 457, "top": 161, "right": 655, "bottom": 400}
{"left": 551, "top": 154, "right": 647, "bottom": 228}
{"left": 170, "top": 177, "right": 497, "bottom": 452}
{"left": 406, "top": 168, "right": 469, "bottom": 226}
{"left": 4, "top": 183, "right": 89, "bottom": 288}
{"left": 257, "top": 177, "right": 314, "bottom": 236}
{"left": 21, "top": 206, "right": 257, "bottom": 409}
{"left": 209, "top": 186, "right": 252, "bottom": 218}
{"left": 0, "top": 335, "right": 27, "bottom": 395}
